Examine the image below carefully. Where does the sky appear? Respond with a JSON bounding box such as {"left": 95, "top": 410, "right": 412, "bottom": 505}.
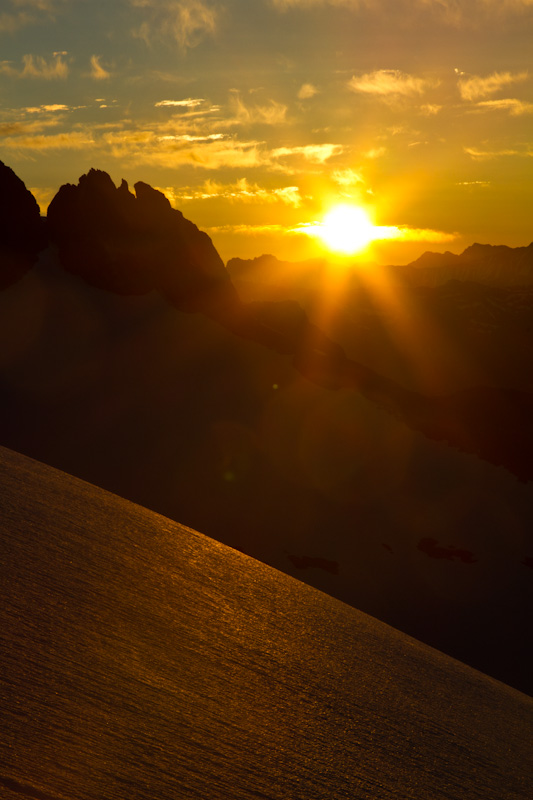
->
{"left": 0, "top": 0, "right": 532, "bottom": 263}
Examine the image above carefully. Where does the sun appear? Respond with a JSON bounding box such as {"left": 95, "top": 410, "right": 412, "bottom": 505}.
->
{"left": 318, "top": 204, "right": 376, "bottom": 255}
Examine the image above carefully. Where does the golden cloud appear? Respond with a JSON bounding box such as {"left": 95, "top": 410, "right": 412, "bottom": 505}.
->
{"left": 464, "top": 145, "right": 532, "bottom": 159}
{"left": 155, "top": 98, "right": 206, "bottom": 107}
{"left": 298, "top": 83, "right": 319, "bottom": 99}
{"left": 131, "top": 0, "right": 217, "bottom": 51}
{"left": 160, "top": 178, "right": 302, "bottom": 207}
{"left": 272, "top": 144, "right": 343, "bottom": 163}
{"left": 90, "top": 56, "right": 110, "bottom": 80}
{"left": 349, "top": 70, "right": 436, "bottom": 97}
{"left": 229, "top": 92, "right": 288, "bottom": 126}
{"left": 332, "top": 168, "right": 364, "bottom": 186}
{"left": 458, "top": 70, "right": 528, "bottom": 101}
{"left": 2, "top": 131, "right": 95, "bottom": 150}
{"left": 0, "top": 0, "right": 61, "bottom": 34}
{"left": 207, "top": 223, "right": 289, "bottom": 236}
{"left": 475, "top": 98, "right": 533, "bottom": 115}
{"left": 0, "top": 53, "right": 69, "bottom": 79}
{"left": 294, "top": 220, "right": 456, "bottom": 244}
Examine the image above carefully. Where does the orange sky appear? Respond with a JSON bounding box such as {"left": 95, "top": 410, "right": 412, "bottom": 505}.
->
{"left": 1, "top": 0, "right": 532, "bottom": 263}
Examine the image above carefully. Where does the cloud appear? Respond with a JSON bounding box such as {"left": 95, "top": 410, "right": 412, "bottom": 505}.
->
{"left": 420, "top": 104, "right": 442, "bottom": 115}
{"left": 229, "top": 92, "right": 288, "bottom": 125}
{"left": 131, "top": 0, "right": 218, "bottom": 51}
{"left": 272, "top": 143, "right": 343, "bottom": 163}
{"left": 457, "top": 180, "right": 491, "bottom": 188}
{"left": 291, "top": 222, "right": 457, "bottom": 243}
{"left": 102, "top": 128, "right": 267, "bottom": 169}
{"left": 24, "top": 103, "right": 70, "bottom": 112}
{"left": 0, "top": 53, "right": 69, "bottom": 78}
{"left": 90, "top": 55, "right": 110, "bottom": 80}
{"left": 2, "top": 131, "right": 95, "bottom": 150}
{"left": 272, "top": 0, "right": 533, "bottom": 24}
{"left": 298, "top": 83, "right": 319, "bottom": 99}
{"left": 272, "top": 0, "right": 369, "bottom": 8}
{"left": 0, "top": 11, "right": 32, "bottom": 32}
{"left": 387, "top": 226, "right": 457, "bottom": 242}
{"left": 464, "top": 145, "right": 532, "bottom": 159}
{"left": 475, "top": 98, "right": 533, "bottom": 115}
{"left": 0, "top": 0, "right": 60, "bottom": 34}
{"left": 332, "top": 168, "right": 364, "bottom": 186}
{"left": 158, "top": 133, "right": 226, "bottom": 142}
{"left": 458, "top": 70, "right": 528, "bottom": 101}
{"left": 159, "top": 178, "right": 302, "bottom": 207}
{"left": 155, "top": 98, "right": 205, "bottom": 107}
{"left": 294, "top": 219, "right": 456, "bottom": 244}
{"left": 364, "top": 147, "right": 386, "bottom": 159}
{"left": 207, "top": 223, "right": 289, "bottom": 236}
{"left": 349, "top": 70, "right": 436, "bottom": 97}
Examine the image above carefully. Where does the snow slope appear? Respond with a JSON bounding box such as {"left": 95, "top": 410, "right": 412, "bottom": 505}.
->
{"left": 0, "top": 445, "right": 531, "bottom": 799}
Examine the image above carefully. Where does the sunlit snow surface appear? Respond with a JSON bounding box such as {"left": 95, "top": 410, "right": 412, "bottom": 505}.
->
{"left": 0, "top": 445, "right": 531, "bottom": 800}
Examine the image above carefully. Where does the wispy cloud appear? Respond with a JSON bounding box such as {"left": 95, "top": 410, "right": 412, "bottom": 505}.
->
{"left": 102, "top": 128, "right": 267, "bottom": 169}
{"left": 298, "top": 83, "right": 319, "bottom": 99}
{"left": 364, "top": 147, "right": 386, "bottom": 159}
{"left": 272, "top": 0, "right": 533, "bottom": 24}
{"left": 332, "top": 168, "right": 364, "bottom": 186}
{"left": 229, "top": 92, "right": 288, "bottom": 126}
{"left": 349, "top": 70, "right": 436, "bottom": 98}
{"left": 158, "top": 133, "right": 226, "bottom": 142}
{"left": 24, "top": 103, "right": 70, "bottom": 113}
{"left": 295, "top": 218, "right": 456, "bottom": 244}
{"left": 131, "top": 0, "right": 218, "bottom": 51}
{"left": 458, "top": 70, "right": 528, "bottom": 101}
{"left": 464, "top": 145, "right": 533, "bottom": 159}
{"left": 207, "top": 223, "right": 289, "bottom": 236}
{"left": 475, "top": 98, "right": 533, "bottom": 115}
{"left": 0, "top": 53, "right": 69, "bottom": 78}
{"left": 272, "top": 1, "right": 369, "bottom": 8}
{"left": 385, "top": 226, "right": 457, "bottom": 243}
{"left": 2, "top": 130, "right": 95, "bottom": 150}
{"left": 420, "top": 104, "right": 442, "bottom": 115}
{"left": 159, "top": 178, "right": 302, "bottom": 207}
{"left": 272, "top": 144, "right": 343, "bottom": 163}
{"left": 90, "top": 55, "right": 110, "bottom": 80}
{"left": 155, "top": 98, "right": 205, "bottom": 107}
{"left": 0, "top": 0, "right": 60, "bottom": 34}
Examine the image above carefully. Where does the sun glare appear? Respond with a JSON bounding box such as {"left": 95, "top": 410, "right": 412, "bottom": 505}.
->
{"left": 318, "top": 204, "right": 376, "bottom": 255}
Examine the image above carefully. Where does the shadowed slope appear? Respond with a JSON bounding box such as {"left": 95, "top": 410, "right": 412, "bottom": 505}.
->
{"left": 0, "top": 445, "right": 532, "bottom": 800}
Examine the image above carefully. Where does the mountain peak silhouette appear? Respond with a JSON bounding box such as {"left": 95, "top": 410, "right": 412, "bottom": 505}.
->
{"left": 47, "top": 168, "right": 240, "bottom": 317}
{"left": 0, "top": 160, "right": 45, "bottom": 290}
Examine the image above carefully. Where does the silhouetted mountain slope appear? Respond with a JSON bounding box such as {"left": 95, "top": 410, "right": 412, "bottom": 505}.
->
{"left": 227, "top": 253, "right": 329, "bottom": 303}
{"left": 0, "top": 161, "right": 45, "bottom": 290}
{"left": 1, "top": 162, "right": 533, "bottom": 693}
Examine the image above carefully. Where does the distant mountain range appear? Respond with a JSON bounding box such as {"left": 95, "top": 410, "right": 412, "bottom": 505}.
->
{"left": 405, "top": 242, "right": 533, "bottom": 287}
{"left": 227, "top": 241, "right": 533, "bottom": 296}
{"left": 1, "top": 161, "right": 532, "bottom": 694}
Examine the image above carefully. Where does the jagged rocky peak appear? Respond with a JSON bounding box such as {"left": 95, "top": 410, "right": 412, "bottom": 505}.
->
{"left": 0, "top": 161, "right": 46, "bottom": 290}
{"left": 47, "top": 168, "right": 240, "bottom": 315}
